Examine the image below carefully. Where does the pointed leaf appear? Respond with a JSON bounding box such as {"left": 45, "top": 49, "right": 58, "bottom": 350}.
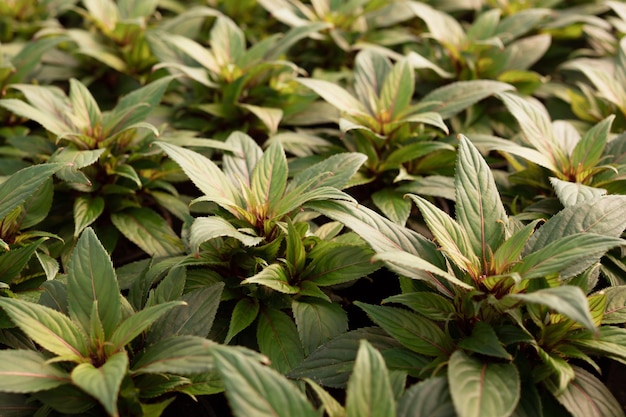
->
{"left": 71, "top": 352, "right": 128, "bottom": 417}
{"left": 69, "top": 78, "right": 101, "bottom": 130}
{"left": 492, "top": 219, "right": 542, "bottom": 274}
{"left": 67, "top": 228, "right": 120, "bottom": 339}
{"left": 421, "top": 81, "right": 514, "bottom": 119}
{"left": 356, "top": 302, "right": 453, "bottom": 357}
{"left": 132, "top": 335, "right": 216, "bottom": 375}
{"left": 256, "top": 307, "right": 304, "bottom": 373}
{"left": 550, "top": 178, "right": 607, "bottom": 207}
{"left": 225, "top": 298, "right": 260, "bottom": 344}
{"left": 455, "top": 135, "right": 507, "bottom": 273}
{"left": 372, "top": 189, "right": 411, "bottom": 226}
{"left": 190, "top": 216, "right": 264, "bottom": 253}
{"left": 210, "top": 16, "right": 245, "bottom": 66}
{"left": 467, "top": 134, "right": 558, "bottom": 171}
{"left": 571, "top": 115, "right": 614, "bottom": 171}
{"left": 397, "top": 377, "right": 455, "bottom": 417}
{"left": 0, "top": 298, "right": 88, "bottom": 360}
{"left": 458, "top": 322, "right": 512, "bottom": 359}
{"left": 508, "top": 286, "right": 597, "bottom": 332}
{"left": 239, "top": 104, "right": 283, "bottom": 135}
{"left": 303, "top": 242, "right": 380, "bottom": 287}
{"left": 251, "top": 141, "right": 288, "bottom": 206}
{"left": 111, "top": 207, "right": 184, "bottom": 257}
{"left": 288, "top": 152, "right": 367, "bottom": 192}
{"left": 304, "top": 379, "right": 345, "bottom": 417}
{"left": 223, "top": 131, "right": 264, "bottom": 188}
{"left": 292, "top": 299, "right": 348, "bottom": 356}
{"left": 0, "top": 164, "right": 63, "bottom": 221}
{"left": 157, "top": 142, "right": 243, "bottom": 213}
{"left": 383, "top": 292, "right": 455, "bottom": 321}
{"left": 109, "top": 301, "right": 185, "bottom": 351}
{"left": 346, "top": 340, "right": 396, "bottom": 417}
{"left": 0, "top": 350, "right": 70, "bottom": 393}
{"left": 73, "top": 196, "right": 105, "bottom": 237}
{"left": 0, "top": 239, "right": 46, "bottom": 284}
{"left": 242, "top": 263, "right": 300, "bottom": 294}
{"left": 297, "top": 78, "right": 367, "bottom": 115}
{"left": 547, "top": 366, "right": 624, "bottom": 417}
{"left": 211, "top": 345, "right": 319, "bottom": 417}
{"left": 380, "top": 58, "right": 414, "bottom": 119}
{"left": 448, "top": 350, "right": 520, "bottom": 417}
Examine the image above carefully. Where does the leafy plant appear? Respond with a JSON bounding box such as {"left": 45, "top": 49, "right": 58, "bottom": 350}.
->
{"left": 310, "top": 135, "right": 626, "bottom": 416}
{"left": 0, "top": 76, "right": 185, "bottom": 258}
{"left": 0, "top": 228, "right": 232, "bottom": 415}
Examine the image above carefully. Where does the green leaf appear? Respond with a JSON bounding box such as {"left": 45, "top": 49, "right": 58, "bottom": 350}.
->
{"left": 132, "top": 335, "right": 216, "bottom": 375}
{"left": 407, "top": 193, "right": 478, "bottom": 274}
{"left": 0, "top": 164, "right": 63, "bottom": 221}
{"left": 303, "top": 242, "right": 380, "bottom": 287}
{"left": 251, "top": 141, "right": 288, "bottom": 207}
{"left": 190, "top": 216, "right": 263, "bottom": 253}
{"left": 157, "top": 142, "right": 244, "bottom": 214}
{"left": 67, "top": 228, "right": 120, "bottom": 339}
{"left": 0, "top": 350, "right": 69, "bottom": 393}
{"left": 71, "top": 352, "right": 128, "bottom": 417}
{"left": 421, "top": 81, "right": 514, "bottom": 119}
{"left": 448, "top": 350, "right": 520, "bottom": 417}
{"left": 225, "top": 298, "right": 260, "bottom": 344}
{"left": 73, "top": 196, "right": 105, "bottom": 237}
{"left": 383, "top": 292, "right": 455, "bottom": 321}
{"left": 109, "top": 301, "right": 185, "bottom": 351}
{"left": 0, "top": 239, "right": 46, "bottom": 284}
{"left": 288, "top": 152, "right": 367, "bottom": 192}
{"left": 239, "top": 104, "right": 283, "bottom": 135}
{"left": 111, "top": 207, "right": 184, "bottom": 257}
{"left": 397, "top": 376, "right": 455, "bottom": 417}
{"left": 492, "top": 219, "right": 542, "bottom": 274}
{"left": 508, "top": 286, "right": 597, "bottom": 332}
{"left": 292, "top": 299, "right": 348, "bottom": 356}
{"left": 380, "top": 58, "right": 414, "bottom": 120}
{"left": 372, "top": 250, "right": 474, "bottom": 292}
{"left": 297, "top": 78, "right": 367, "bottom": 116}
{"left": 455, "top": 135, "right": 507, "bottom": 272}
{"left": 550, "top": 178, "right": 607, "bottom": 207}
{"left": 467, "top": 134, "right": 557, "bottom": 172}
{"left": 242, "top": 263, "right": 300, "bottom": 294}
{"left": 223, "top": 131, "right": 264, "bottom": 188}
{"left": 0, "top": 96, "right": 71, "bottom": 136}
{"left": 257, "top": 308, "right": 304, "bottom": 373}
{"left": 304, "top": 379, "right": 345, "bottom": 417}
{"left": 0, "top": 392, "right": 40, "bottom": 417}
{"left": 148, "top": 283, "right": 224, "bottom": 342}
{"left": 285, "top": 219, "right": 306, "bottom": 276}
{"left": 458, "top": 322, "right": 512, "bottom": 359}
{"left": 68, "top": 78, "right": 101, "bottom": 130}
{"left": 0, "top": 298, "right": 88, "bottom": 361}
{"left": 407, "top": 2, "right": 465, "bottom": 49}
{"left": 210, "top": 16, "right": 245, "bottom": 67}
{"left": 346, "top": 340, "right": 396, "bottom": 417}
{"left": 372, "top": 189, "right": 411, "bottom": 226}
{"left": 571, "top": 115, "right": 614, "bottom": 171}
{"left": 103, "top": 76, "right": 174, "bottom": 136}
{"left": 602, "top": 286, "right": 626, "bottom": 324}
{"left": 211, "top": 345, "right": 319, "bottom": 417}
{"left": 288, "top": 327, "right": 424, "bottom": 388}
{"left": 356, "top": 302, "right": 453, "bottom": 357}
{"left": 526, "top": 195, "right": 626, "bottom": 252}
{"left": 513, "top": 233, "right": 624, "bottom": 280}
{"left": 546, "top": 365, "right": 624, "bottom": 417}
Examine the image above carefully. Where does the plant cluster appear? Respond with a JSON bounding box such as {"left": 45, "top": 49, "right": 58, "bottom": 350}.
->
{"left": 0, "top": 0, "right": 625, "bottom": 416}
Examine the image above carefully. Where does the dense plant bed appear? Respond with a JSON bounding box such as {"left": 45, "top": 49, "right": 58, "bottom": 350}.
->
{"left": 0, "top": 0, "right": 626, "bottom": 416}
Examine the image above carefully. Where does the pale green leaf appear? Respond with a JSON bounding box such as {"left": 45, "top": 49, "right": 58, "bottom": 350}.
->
{"left": 0, "top": 96, "right": 71, "bottom": 136}
{"left": 211, "top": 345, "right": 319, "bottom": 417}
{"left": 157, "top": 141, "right": 244, "bottom": 213}
{"left": 456, "top": 135, "right": 507, "bottom": 272}
{"left": 467, "top": 134, "right": 558, "bottom": 171}
{"left": 303, "top": 242, "right": 380, "bottom": 287}
{"left": 448, "top": 350, "right": 520, "bottom": 417}
{"left": 293, "top": 299, "right": 348, "bottom": 356}
{"left": 297, "top": 78, "right": 367, "bottom": 115}
{"left": 397, "top": 377, "right": 455, "bottom": 417}
{"left": 71, "top": 352, "right": 128, "bottom": 417}
{"left": 0, "top": 350, "right": 70, "bottom": 393}
{"left": 111, "top": 207, "right": 184, "bottom": 257}
{"left": 132, "top": 335, "right": 216, "bottom": 375}
{"left": 547, "top": 366, "right": 624, "bottom": 417}
{"left": 68, "top": 78, "right": 101, "bottom": 130}
{"left": 380, "top": 58, "right": 414, "bottom": 119}
{"left": 288, "top": 152, "right": 367, "bottom": 192}
{"left": 422, "top": 81, "right": 514, "bottom": 119}
{"left": 242, "top": 263, "right": 299, "bottom": 294}
{"left": 190, "top": 216, "right": 263, "bottom": 253}
{"left": 304, "top": 379, "right": 346, "bottom": 417}
{"left": 356, "top": 302, "right": 453, "bottom": 357}
{"left": 223, "top": 132, "right": 263, "bottom": 188}
{"left": 109, "top": 301, "right": 185, "bottom": 351}
{"left": 509, "top": 286, "right": 597, "bottom": 332}
{"left": 251, "top": 141, "right": 288, "bottom": 206}
{"left": 117, "top": 0, "right": 158, "bottom": 18}
{"left": 0, "top": 297, "right": 88, "bottom": 361}
{"left": 407, "top": 2, "right": 465, "bottom": 49}
{"left": 73, "top": 196, "right": 105, "bottom": 237}
{"left": 602, "top": 286, "right": 626, "bottom": 324}
{"left": 550, "top": 178, "right": 607, "bottom": 207}
{"left": 571, "top": 115, "right": 614, "bottom": 171}
{"left": 0, "top": 164, "right": 63, "bottom": 221}
{"left": 346, "top": 340, "right": 396, "bottom": 417}
{"left": 67, "top": 228, "right": 120, "bottom": 339}
{"left": 256, "top": 307, "right": 305, "bottom": 373}
{"left": 239, "top": 104, "right": 283, "bottom": 135}
{"left": 210, "top": 16, "right": 245, "bottom": 67}
{"left": 372, "top": 189, "right": 411, "bottom": 226}
{"left": 492, "top": 219, "right": 542, "bottom": 274}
